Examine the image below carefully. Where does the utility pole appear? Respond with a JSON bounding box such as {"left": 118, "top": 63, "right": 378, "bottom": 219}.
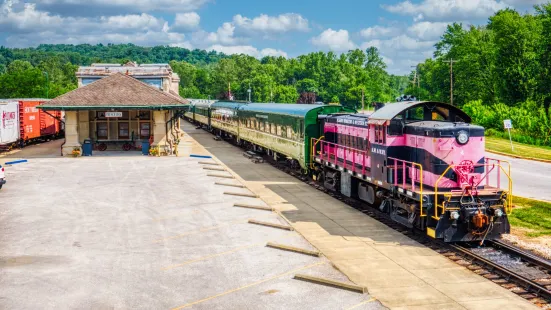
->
{"left": 361, "top": 87, "right": 365, "bottom": 110}
{"left": 410, "top": 65, "right": 418, "bottom": 100}
{"left": 443, "top": 59, "right": 458, "bottom": 105}
{"left": 248, "top": 82, "right": 251, "bottom": 102}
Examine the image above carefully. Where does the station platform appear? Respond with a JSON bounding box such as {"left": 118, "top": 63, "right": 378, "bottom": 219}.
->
{"left": 184, "top": 123, "right": 537, "bottom": 310}
{"left": 0, "top": 136, "right": 380, "bottom": 309}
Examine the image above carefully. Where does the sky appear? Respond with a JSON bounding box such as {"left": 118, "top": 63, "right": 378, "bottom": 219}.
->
{"left": 0, "top": 0, "right": 547, "bottom": 74}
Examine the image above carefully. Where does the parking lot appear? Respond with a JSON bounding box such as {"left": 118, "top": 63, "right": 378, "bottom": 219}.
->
{"left": 0, "top": 141, "right": 381, "bottom": 309}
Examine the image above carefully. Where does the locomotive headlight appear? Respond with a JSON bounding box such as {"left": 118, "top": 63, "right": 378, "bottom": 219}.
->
{"left": 456, "top": 131, "right": 469, "bottom": 145}
{"left": 495, "top": 209, "right": 504, "bottom": 217}
{"left": 450, "top": 211, "right": 460, "bottom": 220}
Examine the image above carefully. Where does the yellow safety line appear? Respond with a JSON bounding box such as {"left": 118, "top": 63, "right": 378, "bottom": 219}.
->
{"left": 162, "top": 243, "right": 264, "bottom": 271}
{"left": 152, "top": 219, "right": 246, "bottom": 243}
{"left": 170, "top": 261, "right": 326, "bottom": 310}
{"left": 345, "top": 298, "right": 377, "bottom": 310}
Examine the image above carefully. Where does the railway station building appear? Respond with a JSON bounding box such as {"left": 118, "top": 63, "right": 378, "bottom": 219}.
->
{"left": 39, "top": 62, "right": 188, "bottom": 156}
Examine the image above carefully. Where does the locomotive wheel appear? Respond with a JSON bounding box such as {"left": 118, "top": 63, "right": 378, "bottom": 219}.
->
{"left": 122, "top": 143, "right": 132, "bottom": 151}
{"left": 97, "top": 143, "right": 107, "bottom": 151}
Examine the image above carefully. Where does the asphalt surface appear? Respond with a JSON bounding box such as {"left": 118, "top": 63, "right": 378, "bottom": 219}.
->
{"left": 486, "top": 152, "right": 551, "bottom": 202}
{"left": 0, "top": 142, "right": 382, "bottom": 310}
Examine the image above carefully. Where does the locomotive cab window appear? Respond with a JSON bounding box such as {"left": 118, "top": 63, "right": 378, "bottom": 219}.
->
{"left": 388, "top": 115, "right": 405, "bottom": 136}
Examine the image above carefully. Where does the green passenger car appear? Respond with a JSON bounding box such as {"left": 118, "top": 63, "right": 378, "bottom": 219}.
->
{"left": 210, "top": 101, "right": 246, "bottom": 137}
{"left": 237, "top": 103, "right": 355, "bottom": 169}
{"left": 193, "top": 100, "right": 215, "bottom": 127}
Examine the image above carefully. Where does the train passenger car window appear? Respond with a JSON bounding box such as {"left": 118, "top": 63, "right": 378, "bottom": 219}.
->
{"left": 277, "top": 125, "right": 282, "bottom": 136}
{"left": 260, "top": 121, "right": 265, "bottom": 132}
{"left": 271, "top": 124, "right": 276, "bottom": 135}
{"left": 287, "top": 127, "right": 293, "bottom": 139}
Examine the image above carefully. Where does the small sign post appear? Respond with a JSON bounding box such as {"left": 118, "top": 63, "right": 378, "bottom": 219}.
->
{"left": 503, "top": 119, "right": 514, "bottom": 151}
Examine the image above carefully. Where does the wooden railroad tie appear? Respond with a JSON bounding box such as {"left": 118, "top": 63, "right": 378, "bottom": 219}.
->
{"left": 266, "top": 242, "right": 320, "bottom": 257}
{"left": 293, "top": 274, "right": 367, "bottom": 294}
{"left": 203, "top": 166, "right": 226, "bottom": 171}
{"left": 224, "top": 191, "right": 258, "bottom": 198}
{"left": 248, "top": 219, "right": 293, "bottom": 231}
{"left": 215, "top": 182, "right": 245, "bottom": 188}
{"left": 233, "top": 203, "right": 273, "bottom": 212}
{"left": 207, "top": 173, "right": 234, "bottom": 179}
{"left": 199, "top": 161, "right": 220, "bottom": 166}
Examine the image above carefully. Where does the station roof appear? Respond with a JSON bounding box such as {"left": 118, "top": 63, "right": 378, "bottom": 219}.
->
{"left": 39, "top": 73, "right": 189, "bottom": 111}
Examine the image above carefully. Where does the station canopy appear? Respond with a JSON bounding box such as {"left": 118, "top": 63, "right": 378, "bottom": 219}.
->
{"left": 38, "top": 73, "right": 189, "bottom": 111}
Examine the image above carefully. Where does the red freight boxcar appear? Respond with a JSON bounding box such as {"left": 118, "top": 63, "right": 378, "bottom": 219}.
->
{"left": 19, "top": 100, "right": 42, "bottom": 143}
{"left": 0, "top": 99, "right": 63, "bottom": 150}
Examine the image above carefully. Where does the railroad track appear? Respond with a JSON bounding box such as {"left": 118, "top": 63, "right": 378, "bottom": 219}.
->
{"left": 201, "top": 130, "right": 551, "bottom": 308}
{"left": 267, "top": 157, "right": 551, "bottom": 308}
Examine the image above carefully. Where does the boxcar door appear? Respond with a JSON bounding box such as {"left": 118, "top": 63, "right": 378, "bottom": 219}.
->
{"left": 370, "top": 124, "right": 387, "bottom": 185}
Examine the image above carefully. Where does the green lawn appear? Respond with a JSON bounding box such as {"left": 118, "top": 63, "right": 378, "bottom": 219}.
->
{"left": 508, "top": 196, "right": 551, "bottom": 237}
{"left": 485, "top": 136, "right": 551, "bottom": 161}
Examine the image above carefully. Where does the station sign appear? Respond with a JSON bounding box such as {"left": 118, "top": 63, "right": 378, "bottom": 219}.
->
{"left": 105, "top": 112, "right": 123, "bottom": 118}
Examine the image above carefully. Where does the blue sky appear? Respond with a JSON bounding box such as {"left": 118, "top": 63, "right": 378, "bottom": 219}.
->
{"left": 0, "top": 0, "right": 545, "bottom": 74}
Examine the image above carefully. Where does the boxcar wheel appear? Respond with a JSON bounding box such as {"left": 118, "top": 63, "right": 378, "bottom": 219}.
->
{"left": 97, "top": 143, "right": 107, "bottom": 151}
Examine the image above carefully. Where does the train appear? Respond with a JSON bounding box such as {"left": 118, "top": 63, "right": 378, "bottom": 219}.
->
{"left": 0, "top": 99, "right": 64, "bottom": 151}
{"left": 184, "top": 99, "right": 513, "bottom": 243}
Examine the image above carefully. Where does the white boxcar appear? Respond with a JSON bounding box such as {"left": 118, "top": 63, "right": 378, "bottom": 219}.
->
{"left": 0, "top": 101, "right": 20, "bottom": 145}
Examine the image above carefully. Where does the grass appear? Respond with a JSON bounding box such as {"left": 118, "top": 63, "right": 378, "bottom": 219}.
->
{"left": 508, "top": 196, "right": 551, "bottom": 237}
{"left": 485, "top": 136, "right": 551, "bottom": 161}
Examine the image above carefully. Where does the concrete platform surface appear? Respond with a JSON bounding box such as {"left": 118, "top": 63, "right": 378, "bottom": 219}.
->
{"left": 185, "top": 122, "right": 538, "bottom": 310}
{"left": 0, "top": 142, "right": 382, "bottom": 309}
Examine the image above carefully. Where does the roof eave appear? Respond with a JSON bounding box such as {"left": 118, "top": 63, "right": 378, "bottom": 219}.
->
{"left": 38, "top": 105, "right": 189, "bottom": 111}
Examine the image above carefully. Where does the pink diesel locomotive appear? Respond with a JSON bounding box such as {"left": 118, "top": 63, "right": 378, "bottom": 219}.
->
{"left": 313, "top": 101, "right": 511, "bottom": 242}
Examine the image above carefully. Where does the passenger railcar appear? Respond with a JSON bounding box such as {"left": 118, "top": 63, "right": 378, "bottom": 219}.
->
{"left": 312, "top": 101, "right": 512, "bottom": 242}
{"left": 185, "top": 99, "right": 511, "bottom": 243}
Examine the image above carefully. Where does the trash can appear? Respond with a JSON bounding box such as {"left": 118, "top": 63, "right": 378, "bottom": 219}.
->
{"left": 82, "top": 139, "right": 93, "bottom": 156}
{"left": 141, "top": 140, "right": 150, "bottom": 155}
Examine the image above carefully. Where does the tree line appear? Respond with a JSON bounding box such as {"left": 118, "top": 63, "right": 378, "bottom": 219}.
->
{"left": 406, "top": 4, "right": 551, "bottom": 146}
{"left": 0, "top": 44, "right": 409, "bottom": 109}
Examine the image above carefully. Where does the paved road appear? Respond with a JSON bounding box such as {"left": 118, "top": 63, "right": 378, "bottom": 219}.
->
{"left": 486, "top": 152, "right": 551, "bottom": 202}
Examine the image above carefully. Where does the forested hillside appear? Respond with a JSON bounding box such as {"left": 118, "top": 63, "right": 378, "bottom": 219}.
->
{"left": 406, "top": 4, "right": 551, "bottom": 146}
{"left": 0, "top": 44, "right": 409, "bottom": 108}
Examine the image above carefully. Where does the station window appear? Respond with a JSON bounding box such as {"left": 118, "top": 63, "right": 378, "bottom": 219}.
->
{"left": 140, "top": 123, "right": 150, "bottom": 139}
{"left": 119, "top": 122, "right": 129, "bottom": 139}
{"left": 97, "top": 123, "right": 108, "bottom": 140}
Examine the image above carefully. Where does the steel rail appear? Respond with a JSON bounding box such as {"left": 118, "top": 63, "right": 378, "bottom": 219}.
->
{"left": 489, "top": 240, "right": 551, "bottom": 272}
{"left": 450, "top": 243, "right": 551, "bottom": 301}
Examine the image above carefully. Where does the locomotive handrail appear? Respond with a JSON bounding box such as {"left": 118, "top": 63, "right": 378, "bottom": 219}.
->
{"left": 310, "top": 137, "right": 369, "bottom": 176}
{"left": 433, "top": 163, "right": 513, "bottom": 220}
{"left": 310, "top": 136, "right": 324, "bottom": 168}
{"left": 388, "top": 157, "right": 424, "bottom": 217}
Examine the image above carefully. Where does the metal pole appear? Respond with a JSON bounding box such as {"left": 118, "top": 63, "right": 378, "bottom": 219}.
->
{"left": 508, "top": 128, "right": 514, "bottom": 151}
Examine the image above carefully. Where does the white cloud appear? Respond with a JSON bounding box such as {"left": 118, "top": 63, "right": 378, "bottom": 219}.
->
{"left": 194, "top": 22, "right": 240, "bottom": 46}
{"left": 233, "top": 13, "right": 309, "bottom": 34}
{"left": 360, "top": 25, "right": 401, "bottom": 39}
{"left": 38, "top": 0, "right": 209, "bottom": 15}
{"left": 408, "top": 21, "right": 449, "bottom": 40}
{"left": 362, "top": 35, "right": 436, "bottom": 51}
{"left": 172, "top": 12, "right": 200, "bottom": 31}
{"left": 383, "top": 0, "right": 508, "bottom": 22}
{"left": 0, "top": 1, "right": 191, "bottom": 47}
{"left": 207, "top": 44, "right": 287, "bottom": 58}
{"left": 311, "top": 29, "right": 356, "bottom": 52}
